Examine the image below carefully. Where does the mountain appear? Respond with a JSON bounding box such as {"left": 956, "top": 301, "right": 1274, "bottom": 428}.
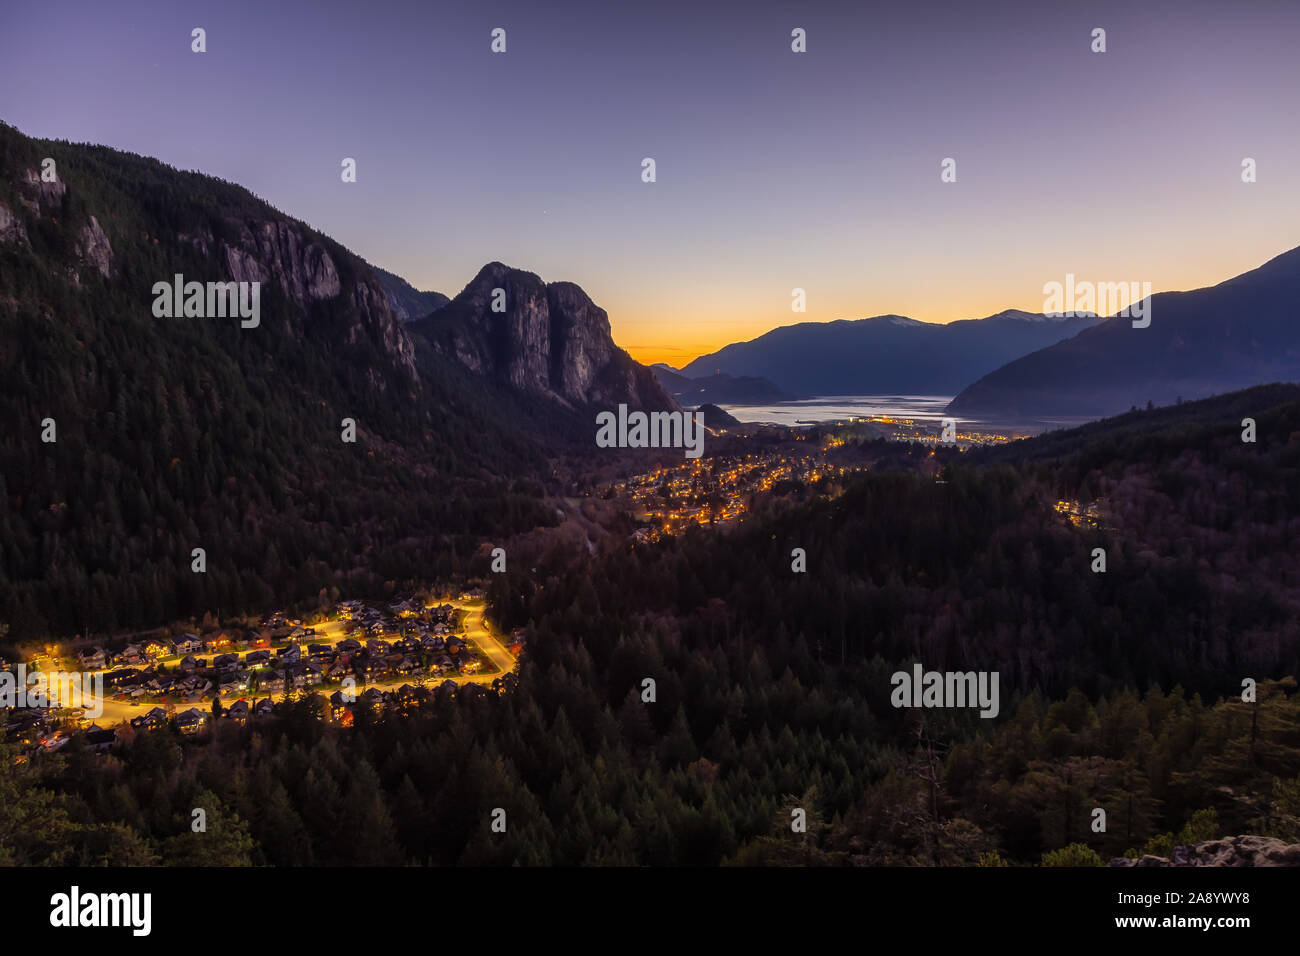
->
{"left": 695, "top": 403, "right": 740, "bottom": 429}
{"left": 967, "top": 382, "right": 1300, "bottom": 468}
{"left": 372, "top": 265, "right": 449, "bottom": 322}
{"left": 681, "top": 309, "right": 1100, "bottom": 395}
{"left": 411, "top": 262, "right": 677, "bottom": 413}
{"left": 650, "top": 365, "right": 798, "bottom": 406}
{"left": 0, "top": 122, "right": 557, "bottom": 638}
{"left": 948, "top": 247, "right": 1300, "bottom": 420}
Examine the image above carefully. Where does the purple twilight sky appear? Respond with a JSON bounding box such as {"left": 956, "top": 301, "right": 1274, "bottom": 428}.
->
{"left": 2, "top": 0, "right": 1298, "bottom": 366}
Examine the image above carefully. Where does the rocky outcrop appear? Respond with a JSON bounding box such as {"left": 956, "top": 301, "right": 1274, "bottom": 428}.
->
{"left": 6, "top": 168, "right": 114, "bottom": 281}
{"left": 3, "top": 149, "right": 416, "bottom": 388}
{"left": 218, "top": 219, "right": 417, "bottom": 385}
{"left": 1109, "top": 835, "right": 1300, "bottom": 867}
{"left": 0, "top": 201, "right": 28, "bottom": 245}
{"left": 167, "top": 216, "right": 418, "bottom": 387}
{"left": 415, "top": 262, "right": 677, "bottom": 412}
{"left": 76, "top": 215, "right": 113, "bottom": 278}
{"left": 222, "top": 220, "right": 342, "bottom": 301}
{"left": 19, "top": 166, "right": 66, "bottom": 214}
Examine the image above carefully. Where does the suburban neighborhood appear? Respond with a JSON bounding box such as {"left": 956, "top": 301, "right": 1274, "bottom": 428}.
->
{"left": 1, "top": 588, "right": 522, "bottom": 756}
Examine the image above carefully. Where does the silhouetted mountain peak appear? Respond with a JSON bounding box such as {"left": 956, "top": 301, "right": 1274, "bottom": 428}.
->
{"left": 413, "top": 264, "right": 676, "bottom": 412}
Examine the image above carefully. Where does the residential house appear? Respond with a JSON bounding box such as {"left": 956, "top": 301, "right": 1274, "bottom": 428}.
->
{"left": 325, "top": 660, "right": 350, "bottom": 682}
{"left": 144, "top": 675, "right": 174, "bottom": 695}
{"left": 203, "top": 634, "right": 232, "bottom": 654}
{"left": 130, "top": 707, "right": 167, "bottom": 731}
{"left": 174, "top": 634, "right": 203, "bottom": 655}
{"left": 77, "top": 647, "right": 107, "bottom": 670}
{"left": 261, "top": 672, "right": 285, "bottom": 695}
{"left": 84, "top": 726, "right": 117, "bottom": 752}
{"left": 175, "top": 708, "right": 206, "bottom": 734}
{"left": 303, "top": 660, "right": 322, "bottom": 682}
{"left": 225, "top": 699, "right": 250, "bottom": 723}
{"left": 104, "top": 668, "right": 140, "bottom": 688}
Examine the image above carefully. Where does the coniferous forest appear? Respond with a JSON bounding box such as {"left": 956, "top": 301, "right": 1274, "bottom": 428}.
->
{"left": 2, "top": 110, "right": 1299, "bottom": 874}
{"left": 4, "top": 384, "right": 1299, "bottom": 866}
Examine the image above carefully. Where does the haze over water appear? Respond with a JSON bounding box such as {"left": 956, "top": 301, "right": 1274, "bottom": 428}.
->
{"left": 723, "top": 395, "right": 955, "bottom": 425}
{"left": 721, "top": 395, "right": 1094, "bottom": 434}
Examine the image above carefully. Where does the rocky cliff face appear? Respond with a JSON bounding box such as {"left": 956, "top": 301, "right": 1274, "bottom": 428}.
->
{"left": 0, "top": 122, "right": 417, "bottom": 395}
{"left": 175, "top": 220, "right": 417, "bottom": 386}
{"left": 1109, "top": 835, "right": 1300, "bottom": 867}
{"left": 0, "top": 166, "right": 115, "bottom": 284}
{"left": 76, "top": 215, "right": 113, "bottom": 279}
{"left": 414, "top": 262, "right": 678, "bottom": 413}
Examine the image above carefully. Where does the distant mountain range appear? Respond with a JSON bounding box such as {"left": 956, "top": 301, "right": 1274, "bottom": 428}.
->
{"left": 948, "top": 246, "right": 1300, "bottom": 420}
{"left": 650, "top": 365, "right": 797, "bottom": 406}
{"left": 682, "top": 310, "right": 1100, "bottom": 396}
